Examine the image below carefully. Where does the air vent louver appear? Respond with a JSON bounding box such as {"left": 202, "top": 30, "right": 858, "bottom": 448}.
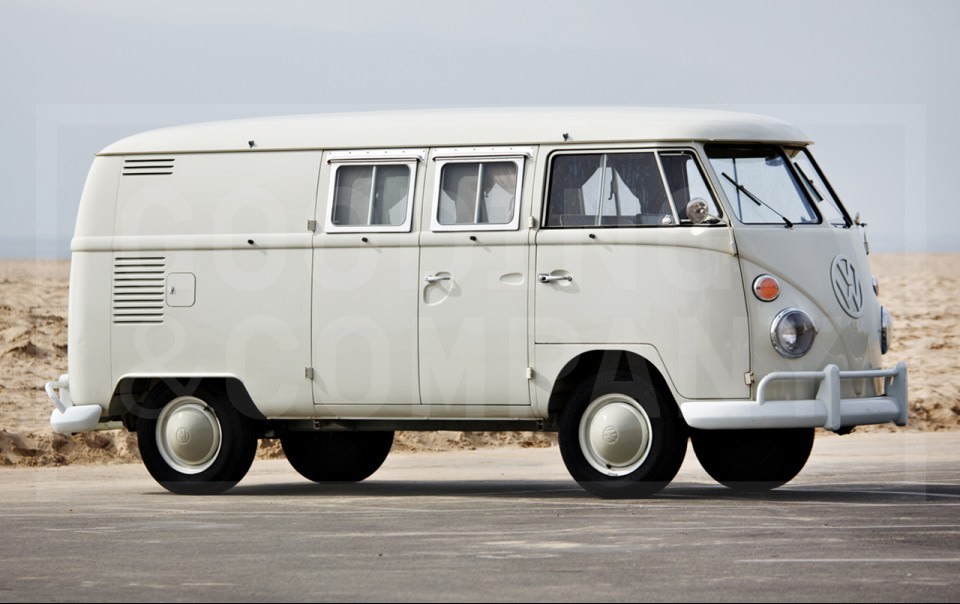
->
{"left": 123, "top": 158, "right": 175, "bottom": 176}
{"left": 113, "top": 257, "right": 166, "bottom": 325}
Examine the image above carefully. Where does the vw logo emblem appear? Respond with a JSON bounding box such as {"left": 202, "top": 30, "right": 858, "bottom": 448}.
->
{"left": 175, "top": 427, "right": 191, "bottom": 445}
{"left": 602, "top": 426, "right": 619, "bottom": 444}
{"left": 831, "top": 255, "right": 863, "bottom": 318}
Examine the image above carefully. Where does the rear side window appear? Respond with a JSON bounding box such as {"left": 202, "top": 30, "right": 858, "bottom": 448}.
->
{"left": 326, "top": 160, "right": 417, "bottom": 232}
{"left": 546, "top": 152, "right": 675, "bottom": 227}
{"left": 432, "top": 156, "right": 525, "bottom": 231}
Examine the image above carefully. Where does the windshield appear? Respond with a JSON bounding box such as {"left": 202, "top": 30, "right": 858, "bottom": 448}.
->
{"left": 705, "top": 144, "right": 819, "bottom": 225}
{"left": 785, "top": 146, "right": 851, "bottom": 226}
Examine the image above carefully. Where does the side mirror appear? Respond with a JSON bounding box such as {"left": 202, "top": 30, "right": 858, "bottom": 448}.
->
{"left": 686, "top": 198, "right": 721, "bottom": 225}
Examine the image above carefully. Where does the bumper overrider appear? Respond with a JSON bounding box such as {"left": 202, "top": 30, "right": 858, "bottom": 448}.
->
{"left": 45, "top": 375, "right": 120, "bottom": 434}
{"left": 680, "top": 362, "right": 908, "bottom": 431}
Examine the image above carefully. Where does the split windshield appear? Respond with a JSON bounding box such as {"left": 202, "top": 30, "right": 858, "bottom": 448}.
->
{"left": 706, "top": 144, "right": 820, "bottom": 226}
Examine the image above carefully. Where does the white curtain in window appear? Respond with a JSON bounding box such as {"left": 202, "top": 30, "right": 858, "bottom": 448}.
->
{"left": 371, "top": 165, "right": 409, "bottom": 226}
{"left": 479, "top": 162, "right": 518, "bottom": 224}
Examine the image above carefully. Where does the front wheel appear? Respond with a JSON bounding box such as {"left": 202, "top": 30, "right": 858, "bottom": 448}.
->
{"left": 137, "top": 386, "right": 258, "bottom": 495}
{"left": 280, "top": 430, "right": 394, "bottom": 483}
{"left": 691, "top": 428, "right": 814, "bottom": 492}
{"left": 559, "top": 370, "right": 687, "bottom": 499}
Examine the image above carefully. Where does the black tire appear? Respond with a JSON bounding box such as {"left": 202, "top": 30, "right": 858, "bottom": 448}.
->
{"left": 559, "top": 369, "right": 687, "bottom": 499}
{"left": 691, "top": 428, "right": 814, "bottom": 492}
{"left": 280, "top": 430, "right": 394, "bottom": 483}
{"left": 136, "top": 385, "right": 258, "bottom": 495}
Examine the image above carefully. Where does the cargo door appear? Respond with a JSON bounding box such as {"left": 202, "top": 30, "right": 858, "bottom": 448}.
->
{"left": 311, "top": 150, "right": 425, "bottom": 408}
{"left": 417, "top": 148, "right": 534, "bottom": 407}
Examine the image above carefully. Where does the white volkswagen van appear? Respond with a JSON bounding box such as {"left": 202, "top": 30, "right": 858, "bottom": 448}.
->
{"left": 46, "top": 108, "right": 907, "bottom": 497}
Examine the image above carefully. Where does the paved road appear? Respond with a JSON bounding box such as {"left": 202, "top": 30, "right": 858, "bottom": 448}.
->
{"left": 1, "top": 432, "right": 958, "bottom": 602}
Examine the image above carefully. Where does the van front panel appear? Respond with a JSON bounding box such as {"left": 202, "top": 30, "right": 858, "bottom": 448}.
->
{"left": 734, "top": 226, "right": 883, "bottom": 400}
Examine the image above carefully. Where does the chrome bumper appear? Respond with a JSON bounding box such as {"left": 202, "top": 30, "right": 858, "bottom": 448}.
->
{"left": 680, "top": 362, "right": 908, "bottom": 431}
{"left": 45, "top": 374, "right": 117, "bottom": 434}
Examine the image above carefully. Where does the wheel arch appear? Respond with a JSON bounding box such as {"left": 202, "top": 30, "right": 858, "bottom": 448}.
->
{"left": 546, "top": 349, "right": 680, "bottom": 421}
{"left": 109, "top": 374, "right": 267, "bottom": 431}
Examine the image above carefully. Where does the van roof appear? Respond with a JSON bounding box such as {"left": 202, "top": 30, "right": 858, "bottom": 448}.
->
{"left": 99, "top": 107, "right": 811, "bottom": 155}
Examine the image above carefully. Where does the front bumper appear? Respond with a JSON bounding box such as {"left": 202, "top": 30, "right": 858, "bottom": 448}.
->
{"left": 680, "top": 362, "right": 908, "bottom": 431}
{"left": 45, "top": 374, "right": 119, "bottom": 434}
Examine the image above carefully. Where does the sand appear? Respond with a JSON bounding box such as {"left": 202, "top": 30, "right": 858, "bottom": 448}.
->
{"left": 0, "top": 254, "right": 955, "bottom": 466}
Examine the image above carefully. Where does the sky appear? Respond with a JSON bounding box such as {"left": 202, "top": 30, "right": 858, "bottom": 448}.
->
{"left": 1, "top": 0, "right": 957, "bottom": 257}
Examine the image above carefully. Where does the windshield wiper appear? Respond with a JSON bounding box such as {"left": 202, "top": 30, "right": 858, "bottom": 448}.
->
{"left": 721, "top": 172, "right": 793, "bottom": 228}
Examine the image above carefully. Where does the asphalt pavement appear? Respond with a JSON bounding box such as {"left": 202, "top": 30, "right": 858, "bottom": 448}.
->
{"left": 0, "top": 431, "right": 958, "bottom": 602}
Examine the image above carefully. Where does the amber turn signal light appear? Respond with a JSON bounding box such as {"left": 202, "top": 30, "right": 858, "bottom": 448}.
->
{"left": 753, "top": 275, "right": 780, "bottom": 302}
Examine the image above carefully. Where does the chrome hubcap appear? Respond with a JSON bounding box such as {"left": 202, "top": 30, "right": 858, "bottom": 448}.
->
{"left": 156, "top": 396, "right": 222, "bottom": 474}
{"left": 579, "top": 393, "right": 653, "bottom": 476}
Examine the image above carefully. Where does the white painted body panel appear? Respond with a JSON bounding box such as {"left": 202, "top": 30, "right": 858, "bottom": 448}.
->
{"left": 110, "top": 248, "right": 314, "bottom": 417}
{"left": 68, "top": 252, "right": 114, "bottom": 408}
{"left": 108, "top": 152, "right": 318, "bottom": 418}
{"left": 419, "top": 232, "right": 531, "bottom": 407}
{"left": 535, "top": 226, "right": 749, "bottom": 400}
{"left": 67, "top": 156, "right": 121, "bottom": 409}
{"left": 312, "top": 240, "right": 420, "bottom": 407}
{"left": 99, "top": 108, "right": 810, "bottom": 156}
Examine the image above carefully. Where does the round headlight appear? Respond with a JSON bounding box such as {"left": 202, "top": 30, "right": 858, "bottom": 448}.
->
{"left": 771, "top": 309, "right": 816, "bottom": 358}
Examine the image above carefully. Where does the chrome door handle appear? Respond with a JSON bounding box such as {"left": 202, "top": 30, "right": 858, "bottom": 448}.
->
{"left": 424, "top": 274, "right": 451, "bottom": 284}
{"left": 538, "top": 273, "right": 573, "bottom": 284}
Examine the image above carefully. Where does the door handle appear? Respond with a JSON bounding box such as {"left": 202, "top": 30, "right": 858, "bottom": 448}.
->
{"left": 424, "top": 274, "right": 451, "bottom": 284}
{"left": 538, "top": 273, "right": 573, "bottom": 284}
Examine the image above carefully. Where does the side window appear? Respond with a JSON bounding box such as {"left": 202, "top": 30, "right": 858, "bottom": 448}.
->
{"left": 433, "top": 159, "right": 523, "bottom": 231}
{"left": 326, "top": 160, "right": 416, "bottom": 232}
{"left": 545, "top": 152, "right": 674, "bottom": 228}
{"left": 659, "top": 152, "right": 722, "bottom": 222}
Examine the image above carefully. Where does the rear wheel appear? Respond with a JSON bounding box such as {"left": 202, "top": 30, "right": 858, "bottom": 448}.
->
{"left": 280, "top": 430, "right": 394, "bottom": 483}
{"left": 137, "top": 385, "right": 258, "bottom": 495}
{"left": 559, "top": 370, "right": 687, "bottom": 499}
{"left": 691, "top": 428, "right": 814, "bottom": 492}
